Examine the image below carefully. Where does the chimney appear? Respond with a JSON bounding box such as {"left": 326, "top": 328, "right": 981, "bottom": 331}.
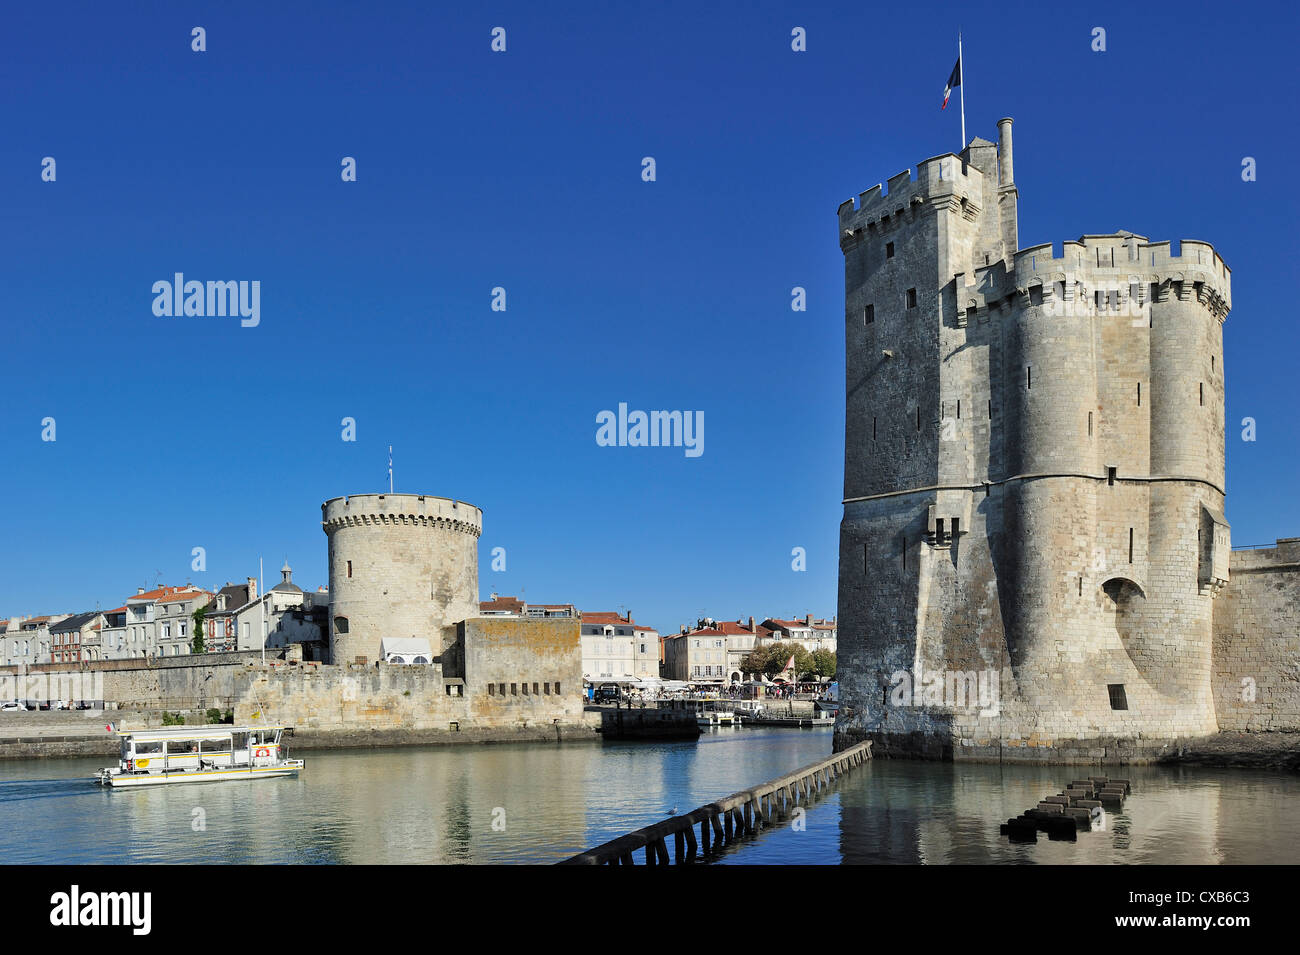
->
{"left": 806, "top": 613, "right": 814, "bottom": 626}
{"left": 247, "top": 576, "right": 258, "bottom": 602}
{"left": 748, "top": 616, "right": 755, "bottom": 631}
{"left": 137, "top": 587, "right": 145, "bottom": 595}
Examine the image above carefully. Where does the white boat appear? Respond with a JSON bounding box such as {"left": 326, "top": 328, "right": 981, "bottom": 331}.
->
{"left": 94, "top": 725, "right": 303, "bottom": 788}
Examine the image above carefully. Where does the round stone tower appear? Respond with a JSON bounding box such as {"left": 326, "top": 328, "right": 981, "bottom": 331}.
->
{"left": 321, "top": 493, "right": 482, "bottom": 664}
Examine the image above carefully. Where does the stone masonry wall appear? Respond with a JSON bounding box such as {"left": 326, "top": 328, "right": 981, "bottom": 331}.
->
{"left": 231, "top": 616, "right": 586, "bottom": 737}
{"left": 1213, "top": 540, "right": 1300, "bottom": 731}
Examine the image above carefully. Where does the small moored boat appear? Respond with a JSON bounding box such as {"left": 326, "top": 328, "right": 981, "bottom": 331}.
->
{"left": 95, "top": 725, "right": 303, "bottom": 788}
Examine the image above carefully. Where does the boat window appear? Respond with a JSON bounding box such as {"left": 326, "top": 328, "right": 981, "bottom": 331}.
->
{"left": 121, "top": 740, "right": 132, "bottom": 759}
{"left": 200, "top": 738, "right": 232, "bottom": 754}
{"left": 166, "top": 739, "right": 199, "bottom": 755}
{"left": 233, "top": 733, "right": 248, "bottom": 749}
{"left": 134, "top": 741, "right": 163, "bottom": 755}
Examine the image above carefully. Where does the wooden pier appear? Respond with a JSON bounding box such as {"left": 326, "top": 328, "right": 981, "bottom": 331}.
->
{"left": 558, "top": 740, "right": 872, "bottom": 865}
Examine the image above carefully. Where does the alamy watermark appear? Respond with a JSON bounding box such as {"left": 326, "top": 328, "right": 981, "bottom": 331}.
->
{"left": 152, "top": 274, "right": 260, "bottom": 327}
{"left": 596, "top": 403, "right": 703, "bottom": 458}
{"left": 889, "top": 666, "right": 1001, "bottom": 717}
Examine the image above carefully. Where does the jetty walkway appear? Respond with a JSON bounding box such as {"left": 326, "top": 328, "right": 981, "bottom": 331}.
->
{"left": 559, "top": 740, "right": 872, "bottom": 865}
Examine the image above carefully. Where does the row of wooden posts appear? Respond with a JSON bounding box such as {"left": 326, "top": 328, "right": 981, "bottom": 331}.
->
{"left": 560, "top": 740, "right": 872, "bottom": 865}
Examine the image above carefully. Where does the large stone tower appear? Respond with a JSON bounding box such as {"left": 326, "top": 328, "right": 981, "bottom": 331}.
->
{"left": 834, "top": 120, "right": 1233, "bottom": 760}
{"left": 322, "top": 493, "right": 482, "bottom": 664}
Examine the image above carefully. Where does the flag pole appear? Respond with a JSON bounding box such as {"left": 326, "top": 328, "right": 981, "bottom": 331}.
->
{"left": 959, "top": 31, "right": 966, "bottom": 149}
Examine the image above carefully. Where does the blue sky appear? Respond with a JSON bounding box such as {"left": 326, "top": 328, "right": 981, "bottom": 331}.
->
{"left": 2, "top": 1, "right": 1296, "bottom": 633}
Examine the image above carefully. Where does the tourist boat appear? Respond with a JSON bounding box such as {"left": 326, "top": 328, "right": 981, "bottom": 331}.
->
{"left": 94, "top": 725, "right": 303, "bottom": 788}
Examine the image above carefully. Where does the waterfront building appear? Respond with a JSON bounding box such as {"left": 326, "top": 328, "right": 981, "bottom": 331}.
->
{"left": 663, "top": 626, "right": 730, "bottom": 684}
{"left": 49, "top": 612, "right": 105, "bottom": 664}
{"left": 760, "top": 616, "right": 838, "bottom": 657}
{"left": 0, "top": 615, "right": 68, "bottom": 666}
{"left": 97, "top": 607, "right": 131, "bottom": 659}
{"left": 579, "top": 611, "right": 659, "bottom": 685}
{"left": 152, "top": 587, "right": 214, "bottom": 656}
{"left": 204, "top": 565, "right": 326, "bottom": 657}
{"left": 203, "top": 579, "right": 257, "bottom": 652}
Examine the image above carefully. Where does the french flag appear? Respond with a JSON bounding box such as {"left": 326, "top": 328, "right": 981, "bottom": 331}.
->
{"left": 942, "top": 57, "right": 961, "bottom": 110}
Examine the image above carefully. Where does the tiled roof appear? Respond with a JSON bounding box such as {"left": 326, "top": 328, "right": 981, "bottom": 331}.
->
{"left": 582, "top": 611, "right": 632, "bottom": 625}
{"left": 128, "top": 586, "right": 204, "bottom": 604}
{"left": 155, "top": 589, "right": 212, "bottom": 605}
{"left": 479, "top": 596, "right": 526, "bottom": 613}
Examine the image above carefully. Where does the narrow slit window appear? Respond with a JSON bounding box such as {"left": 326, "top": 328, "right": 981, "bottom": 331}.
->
{"left": 956, "top": 399, "right": 961, "bottom": 419}
{"left": 1129, "top": 528, "right": 1134, "bottom": 563}
{"left": 346, "top": 560, "right": 352, "bottom": 579}
{"left": 916, "top": 407, "right": 921, "bottom": 431}
{"left": 1199, "top": 382, "right": 1204, "bottom": 406}
{"left": 864, "top": 304, "right": 874, "bottom": 325}
{"left": 1026, "top": 366, "right": 1032, "bottom": 390}
{"left": 1088, "top": 411, "right": 1094, "bottom": 437}
{"left": 1137, "top": 382, "right": 1141, "bottom": 406}
{"left": 1107, "top": 466, "right": 1116, "bottom": 486}
{"left": 863, "top": 542, "right": 869, "bottom": 575}
{"left": 1078, "top": 577, "right": 1083, "bottom": 596}
{"left": 906, "top": 288, "right": 917, "bottom": 309}
{"left": 885, "top": 241, "right": 894, "bottom": 258}
{"left": 873, "top": 416, "right": 877, "bottom": 441}
{"left": 987, "top": 400, "right": 992, "bottom": 419}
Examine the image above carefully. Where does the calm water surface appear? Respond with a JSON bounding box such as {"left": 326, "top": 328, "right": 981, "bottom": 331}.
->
{"left": 1, "top": 728, "right": 1295, "bottom": 864}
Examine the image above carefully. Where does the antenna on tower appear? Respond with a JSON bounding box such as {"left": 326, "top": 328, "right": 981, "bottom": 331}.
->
{"left": 388, "top": 446, "right": 393, "bottom": 493}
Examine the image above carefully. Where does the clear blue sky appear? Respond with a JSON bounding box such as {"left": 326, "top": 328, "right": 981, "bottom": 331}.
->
{"left": 2, "top": 1, "right": 1296, "bottom": 634}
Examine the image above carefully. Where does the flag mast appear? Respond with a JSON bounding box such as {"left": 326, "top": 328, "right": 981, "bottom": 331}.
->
{"left": 388, "top": 445, "right": 393, "bottom": 493}
{"left": 958, "top": 31, "right": 966, "bottom": 149}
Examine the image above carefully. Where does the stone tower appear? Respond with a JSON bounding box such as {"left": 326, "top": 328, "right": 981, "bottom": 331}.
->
{"left": 321, "top": 493, "right": 482, "bottom": 664}
{"left": 833, "top": 120, "right": 1233, "bottom": 759}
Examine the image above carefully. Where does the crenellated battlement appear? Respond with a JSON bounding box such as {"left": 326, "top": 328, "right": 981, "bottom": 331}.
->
{"left": 322, "top": 493, "right": 483, "bottom": 538}
{"left": 1009, "top": 233, "right": 1231, "bottom": 321}
{"left": 839, "top": 153, "right": 985, "bottom": 242}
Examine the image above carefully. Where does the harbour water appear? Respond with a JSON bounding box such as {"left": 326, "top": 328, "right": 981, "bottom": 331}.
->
{"left": 1, "top": 728, "right": 1296, "bottom": 864}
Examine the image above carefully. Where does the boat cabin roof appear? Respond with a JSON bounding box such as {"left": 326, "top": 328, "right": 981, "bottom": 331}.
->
{"left": 119, "top": 725, "right": 289, "bottom": 741}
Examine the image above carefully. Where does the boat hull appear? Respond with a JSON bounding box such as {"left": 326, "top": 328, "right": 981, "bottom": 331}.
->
{"left": 100, "top": 761, "right": 304, "bottom": 788}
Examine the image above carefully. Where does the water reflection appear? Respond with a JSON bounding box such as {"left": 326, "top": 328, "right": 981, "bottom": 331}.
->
{"left": 1, "top": 736, "right": 1295, "bottom": 864}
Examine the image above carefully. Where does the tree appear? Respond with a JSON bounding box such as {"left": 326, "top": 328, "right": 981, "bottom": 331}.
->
{"left": 757, "top": 642, "right": 813, "bottom": 679}
{"left": 812, "top": 648, "right": 836, "bottom": 680}
{"left": 190, "top": 605, "right": 207, "bottom": 654}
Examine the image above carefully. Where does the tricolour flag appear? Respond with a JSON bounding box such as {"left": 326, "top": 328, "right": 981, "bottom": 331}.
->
{"left": 784, "top": 654, "right": 796, "bottom": 672}
{"left": 105, "top": 721, "right": 116, "bottom": 733}
{"left": 942, "top": 57, "right": 961, "bottom": 110}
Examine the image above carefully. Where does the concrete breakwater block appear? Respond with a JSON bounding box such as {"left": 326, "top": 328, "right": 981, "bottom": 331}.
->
{"left": 1064, "top": 808, "right": 1093, "bottom": 830}
{"left": 1000, "top": 817, "right": 1038, "bottom": 842}
{"left": 1000, "top": 777, "right": 1134, "bottom": 842}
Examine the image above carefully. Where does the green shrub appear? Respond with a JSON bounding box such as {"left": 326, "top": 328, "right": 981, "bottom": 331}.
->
{"left": 206, "top": 708, "right": 222, "bottom": 724}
